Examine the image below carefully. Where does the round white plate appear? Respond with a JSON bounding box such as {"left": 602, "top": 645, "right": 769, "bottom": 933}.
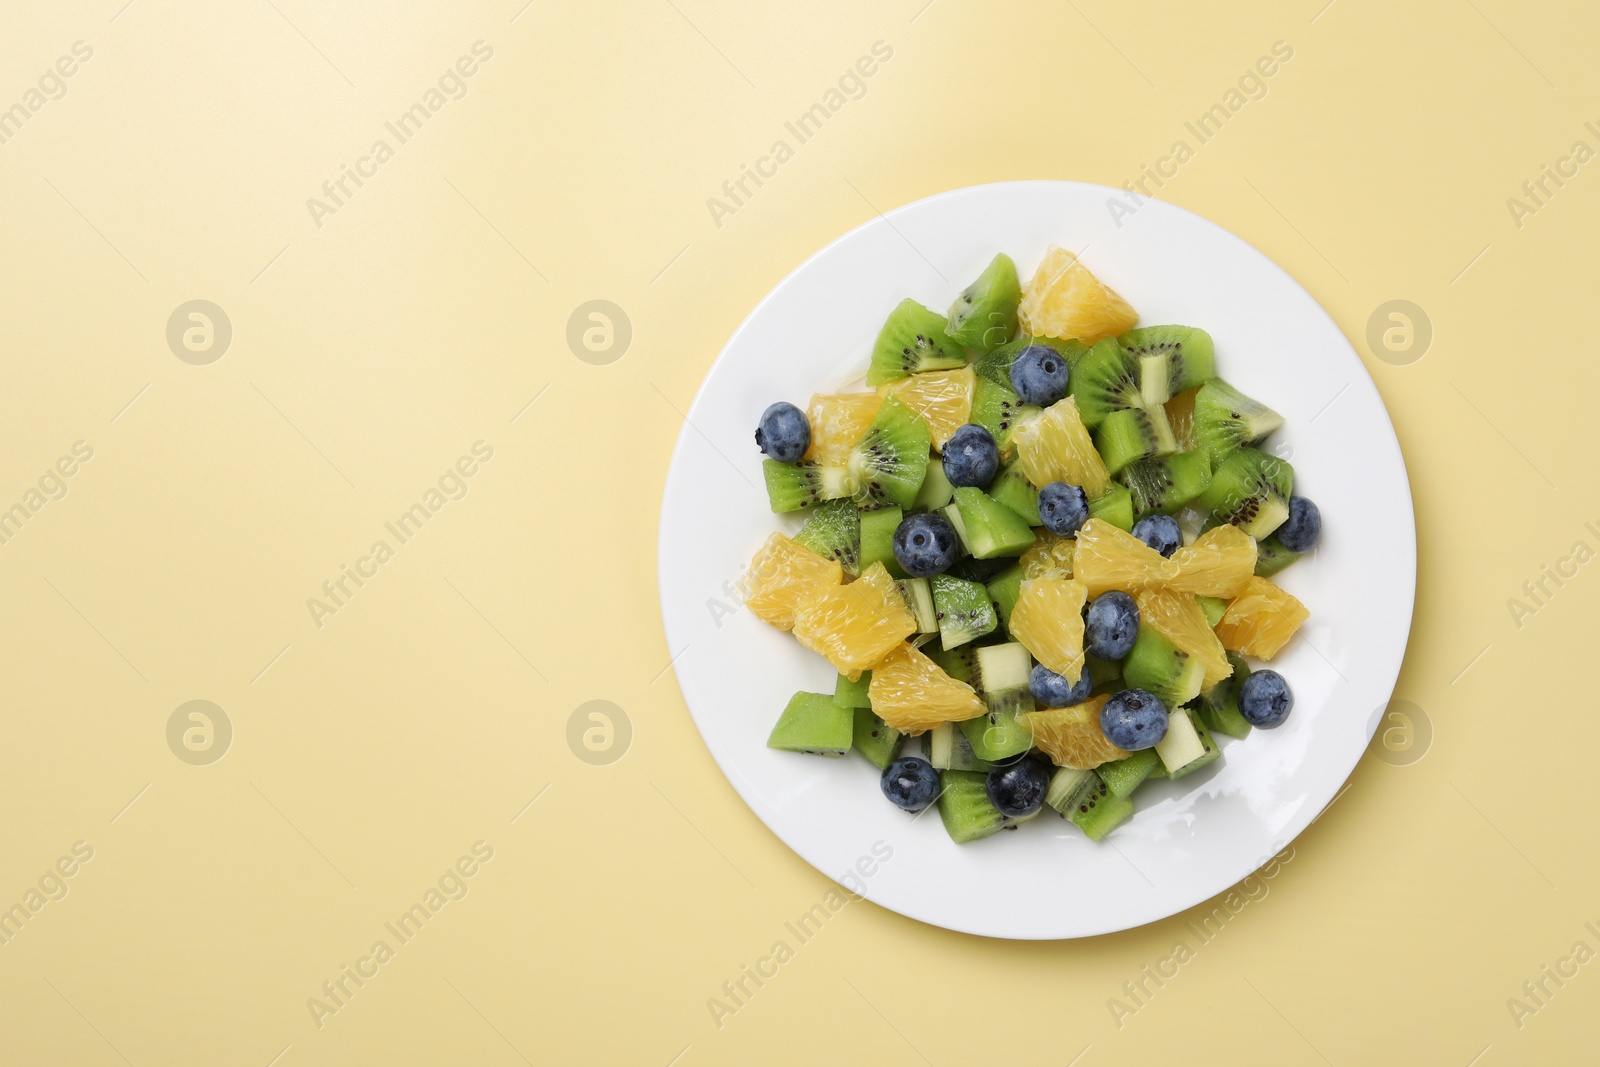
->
{"left": 658, "top": 181, "right": 1415, "bottom": 939}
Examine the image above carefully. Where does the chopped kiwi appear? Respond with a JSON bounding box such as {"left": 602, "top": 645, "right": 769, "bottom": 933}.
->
{"left": 1117, "top": 450, "right": 1213, "bottom": 518}
{"left": 961, "top": 643, "right": 1035, "bottom": 761}
{"left": 867, "top": 299, "right": 968, "bottom": 386}
{"left": 1195, "top": 654, "right": 1252, "bottom": 739}
{"left": 931, "top": 575, "right": 997, "bottom": 650}
{"left": 989, "top": 460, "right": 1041, "bottom": 525}
{"left": 762, "top": 458, "right": 850, "bottom": 513}
{"left": 1085, "top": 652, "right": 1122, "bottom": 688}
{"left": 858, "top": 506, "right": 903, "bottom": 574}
{"left": 1068, "top": 338, "right": 1143, "bottom": 428}
{"left": 852, "top": 708, "right": 905, "bottom": 769}
{"left": 1166, "top": 708, "right": 1220, "bottom": 779}
{"left": 928, "top": 722, "right": 989, "bottom": 771}
{"left": 1120, "top": 326, "right": 1216, "bottom": 407}
{"left": 936, "top": 643, "right": 981, "bottom": 687}
{"left": 1193, "top": 379, "right": 1284, "bottom": 469}
{"left": 970, "top": 377, "right": 1040, "bottom": 456}
{"left": 847, "top": 394, "right": 931, "bottom": 508}
{"left": 1061, "top": 771, "right": 1133, "bottom": 840}
{"left": 951, "top": 487, "right": 1037, "bottom": 558}
{"left": 912, "top": 462, "right": 955, "bottom": 512}
{"left": 1087, "top": 486, "right": 1135, "bottom": 531}
{"left": 947, "top": 556, "right": 1012, "bottom": 583}
{"left": 1196, "top": 595, "right": 1229, "bottom": 628}
{"left": 985, "top": 564, "right": 1024, "bottom": 628}
{"left": 1045, "top": 766, "right": 1095, "bottom": 813}
{"left": 767, "top": 692, "right": 853, "bottom": 755}
{"left": 938, "top": 770, "right": 1010, "bottom": 843}
{"left": 974, "top": 335, "right": 1089, "bottom": 386}
{"left": 1254, "top": 534, "right": 1299, "bottom": 577}
{"left": 946, "top": 253, "right": 1021, "bottom": 353}
{"left": 834, "top": 671, "right": 872, "bottom": 708}
{"left": 1097, "top": 749, "right": 1162, "bottom": 799}
{"left": 1153, "top": 705, "right": 1207, "bottom": 775}
{"left": 895, "top": 577, "right": 939, "bottom": 633}
{"left": 1123, "top": 627, "right": 1205, "bottom": 709}
{"left": 794, "top": 499, "right": 861, "bottom": 574}
{"left": 1196, "top": 448, "right": 1293, "bottom": 538}
{"left": 1094, "top": 405, "right": 1178, "bottom": 475}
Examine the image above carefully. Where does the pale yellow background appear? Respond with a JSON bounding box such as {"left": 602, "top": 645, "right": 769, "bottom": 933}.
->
{"left": 0, "top": 0, "right": 1590, "bottom": 1063}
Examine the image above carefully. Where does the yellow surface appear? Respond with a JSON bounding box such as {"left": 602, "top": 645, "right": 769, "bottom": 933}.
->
{"left": 0, "top": 1, "right": 1592, "bottom": 1063}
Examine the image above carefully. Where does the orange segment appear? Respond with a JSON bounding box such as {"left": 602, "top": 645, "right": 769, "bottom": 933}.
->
{"left": 1169, "top": 525, "right": 1258, "bottom": 598}
{"left": 1008, "top": 575, "right": 1087, "bottom": 683}
{"left": 1072, "top": 518, "right": 1180, "bottom": 596}
{"left": 805, "top": 392, "right": 883, "bottom": 465}
{"left": 879, "top": 366, "right": 975, "bottom": 451}
{"left": 1020, "top": 695, "right": 1130, "bottom": 769}
{"left": 792, "top": 562, "right": 916, "bottom": 679}
{"left": 867, "top": 643, "right": 984, "bottom": 734}
{"left": 1011, "top": 397, "right": 1112, "bottom": 497}
{"left": 1020, "top": 531, "right": 1076, "bottom": 579}
{"left": 1137, "top": 588, "right": 1232, "bottom": 689}
{"left": 1216, "top": 576, "right": 1309, "bottom": 660}
{"left": 743, "top": 533, "right": 843, "bottom": 630}
{"left": 1018, "top": 246, "right": 1139, "bottom": 344}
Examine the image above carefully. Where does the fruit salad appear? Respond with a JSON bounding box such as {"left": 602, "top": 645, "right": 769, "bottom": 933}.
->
{"left": 747, "top": 247, "right": 1322, "bottom": 844}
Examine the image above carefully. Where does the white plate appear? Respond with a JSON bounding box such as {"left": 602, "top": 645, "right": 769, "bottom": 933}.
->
{"left": 658, "top": 181, "right": 1415, "bottom": 939}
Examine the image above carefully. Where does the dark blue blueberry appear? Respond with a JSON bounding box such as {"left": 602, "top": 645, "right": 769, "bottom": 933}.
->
{"left": 941, "top": 424, "right": 1000, "bottom": 488}
{"left": 1084, "top": 591, "right": 1139, "bottom": 660}
{"left": 891, "top": 512, "right": 961, "bottom": 578}
{"left": 881, "top": 756, "right": 941, "bottom": 812}
{"left": 1132, "top": 514, "right": 1182, "bottom": 558}
{"left": 1029, "top": 663, "right": 1092, "bottom": 708}
{"left": 984, "top": 757, "right": 1050, "bottom": 818}
{"left": 1009, "top": 344, "right": 1070, "bottom": 406}
{"left": 1277, "top": 496, "right": 1321, "bottom": 554}
{"left": 1238, "top": 670, "right": 1293, "bottom": 728}
{"left": 1099, "top": 689, "right": 1169, "bottom": 751}
{"left": 754, "top": 402, "right": 810, "bottom": 463}
{"left": 1037, "top": 481, "right": 1089, "bottom": 537}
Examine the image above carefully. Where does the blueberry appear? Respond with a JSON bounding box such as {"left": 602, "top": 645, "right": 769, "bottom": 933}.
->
{"left": 881, "top": 756, "right": 941, "bottom": 812}
{"left": 1277, "top": 496, "right": 1321, "bottom": 554}
{"left": 941, "top": 424, "right": 1000, "bottom": 489}
{"left": 1084, "top": 591, "right": 1139, "bottom": 660}
{"left": 1099, "top": 689, "right": 1169, "bottom": 751}
{"left": 1132, "top": 514, "right": 1182, "bottom": 558}
{"left": 1238, "top": 670, "right": 1293, "bottom": 728}
{"left": 1029, "top": 664, "right": 1092, "bottom": 708}
{"left": 1037, "top": 481, "right": 1089, "bottom": 537}
{"left": 892, "top": 512, "right": 961, "bottom": 578}
{"left": 984, "top": 757, "right": 1051, "bottom": 818}
{"left": 1009, "top": 344, "right": 1070, "bottom": 406}
{"left": 754, "top": 402, "right": 810, "bottom": 463}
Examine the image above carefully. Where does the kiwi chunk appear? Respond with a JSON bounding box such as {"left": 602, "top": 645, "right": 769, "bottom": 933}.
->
{"left": 1118, "top": 450, "right": 1213, "bottom": 518}
{"left": 1045, "top": 766, "right": 1095, "bottom": 813}
{"left": 1195, "top": 653, "right": 1252, "bottom": 739}
{"left": 852, "top": 708, "right": 905, "bottom": 769}
{"left": 1196, "top": 448, "right": 1293, "bottom": 538}
{"left": 1094, "top": 405, "right": 1178, "bottom": 476}
{"left": 895, "top": 577, "right": 939, "bottom": 634}
{"left": 1087, "top": 486, "right": 1135, "bottom": 531}
{"left": 1120, "top": 326, "right": 1216, "bottom": 407}
{"left": 938, "top": 770, "right": 1009, "bottom": 843}
{"left": 928, "top": 722, "right": 988, "bottom": 771}
{"left": 767, "top": 692, "right": 853, "bottom": 755}
{"left": 985, "top": 564, "right": 1024, "bottom": 628}
{"left": 1098, "top": 749, "right": 1162, "bottom": 799}
{"left": 970, "top": 377, "right": 1040, "bottom": 456}
{"left": 974, "top": 335, "right": 1089, "bottom": 387}
{"left": 912, "top": 462, "right": 955, "bottom": 512}
{"left": 946, "top": 253, "right": 1022, "bottom": 353}
{"left": 989, "top": 460, "right": 1041, "bottom": 525}
{"left": 1193, "top": 379, "right": 1284, "bottom": 469}
{"left": 1196, "top": 595, "right": 1229, "bottom": 628}
{"left": 867, "top": 299, "right": 967, "bottom": 386}
{"left": 1068, "top": 338, "right": 1143, "bottom": 428}
{"left": 762, "top": 458, "right": 850, "bottom": 513}
{"left": 1123, "top": 627, "right": 1205, "bottom": 709}
{"left": 794, "top": 499, "right": 861, "bottom": 574}
{"left": 847, "top": 394, "right": 931, "bottom": 509}
{"left": 1059, "top": 771, "right": 1132, "bottom": 840}
{"left": 961, "top": 642, "right": 1034, "bottom": 761}
{"left": 1158, "top": 707, "right": 1220, "bottom": 779}
{"left": 931, "top": 574, "right": 998, "bottom": 650}
{"left": 951, "top": 487, "right": 1037, "bottom": 559}
{"left": 834, "top": 671, "right": 872, "bottom": 708}
{"left": 857, "top": 506, "right": 903, "bottom": 574}
{"left": 1253, "top": 534, "right": 1299, "bottom": 577}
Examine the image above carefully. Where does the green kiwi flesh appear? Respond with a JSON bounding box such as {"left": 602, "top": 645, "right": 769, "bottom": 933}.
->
{"left": 1195, "top": 653, "right": 1253, "bottom": 739}
{"left": 1063, "top": 772, "right": 1133, "bottom": 840}
{"left": 930, "top": 574, "right": 998, "bottom": 650}
{"left": 762, "top": 459, "right": 851, "bottom": 513}
{"left": 1117, "top": 450, "right": 1213, "bottom": 518}
{"left": 794, "top": 499, "right": 861, "bottom": 574}
{"left": 847, "top": 394, "right": 931, "bottom": 509}
{"left": 1097, "top": 748, "right": 1162, "bottom": 799}
{"left": 1193, "top": 379, "right": 1284, "bottom": 469}
{"left": 1068, "top": 338, "right": 1143, "bottom": 428}
{"left": 857, "top": 506, "right": 903, "bottom": 574}
{"left": 952, "top": 487, "right": 1037, "bottom": 559}
{"left": 946, "top": 253, "right": 1021, "bottom": 353}
{"left": 895, "top": 577, "right": 939, "bottom": 634}
{"left": 767, "top": 692, "right": 853, "bottom": 755}
{"left": 1195, "top": 447, "right": 1293, "bottom": 538}
{"left": 1094, "top": 404, "right": 1178, "bottom": 475}
{"left": 1122, "top": 627, "right": 1206, "bottom": 709}
{"left": 1087, "top": 486, "right": 1135, "bottom": 531}
{"left": 985, "top": 564, "right": 1024, "bottom": 628}
{"left": 852, "top": 708, "right": 905, "bottom": 769}
{"left": 989, "top": 460, "right": 1042, "bottom": 525}
{"left": 834, "top": 670, "right": 872, "bottom": 708}
{"left": 970, "top": 377, "right": 1040, "bottom": 456}
{"left": 1120, "top": 325, "right": 1216, "bottom": 407}
{"left": 938, "top": 770, "right": 1009, "bottom": 843}
{"left": 868, "top": 299, "right": 968, "bottom": 386}
{"left": 1253, "top": 534, "right": 1299, "bottom": 577}
{"left": 1045, "top": 766, "right": 1095, "bottom": 813}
